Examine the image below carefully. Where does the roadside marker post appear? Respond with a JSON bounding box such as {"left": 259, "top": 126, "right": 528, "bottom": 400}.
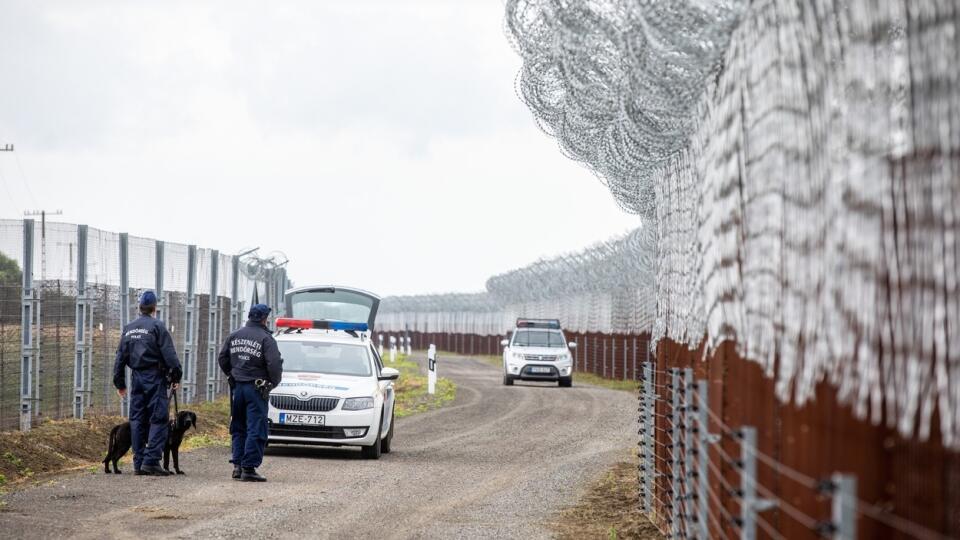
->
{"left": 406, "top": 336, "right": 412, "bottom": 355}
{"left": 427, "top": 344, "right": 437, "bottom": 395}
{"left": 378, "top": 334, "right": 384, "bottom": 356}
{"left": 390, "top": 336, "right": 397, "bottom": 362}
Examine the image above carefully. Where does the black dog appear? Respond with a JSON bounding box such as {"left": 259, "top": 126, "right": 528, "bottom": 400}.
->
{"left": 103, "top": 410, "right": 198, "bottom": 475}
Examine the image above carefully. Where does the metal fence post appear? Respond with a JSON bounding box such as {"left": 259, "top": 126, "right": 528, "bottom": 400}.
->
{"left": 697, "top": 380, "right": 714, "bottom": 540}
{"left": 20, "top": 219, "right": 36, "bottom": 430}
{"left": 206, "top": 250, "right": 219, "bottom": 402}
{"left": 683, "top": 368, "right": 695, "bottom": 536}
{"left": 670, "top": 369, "right": 681, "bottom": 537}
{"left": 632, "top": 336, "right": 637, "bottom": 380}
{"left": 183, "top": 245, "right": 198, "bottom": 403}
{"left": 230, "top": 255, "right": 240, "bottom": 331}
{"left": 74, "top": 225, "right": 90, "bottom": 419}
{"left": 639, "top": 361, "right": 652, "bottom": 513}
{"left": 830, "top": 474, "right": 857, "bottom": 540}
{"left": 739, "top": 427, "right": 775, "bottom": 540}
{"left": 582, "top": 337, "right": 588, "bottom": 373}
{"left": 119, "top": 233, "right": 130, "bottom": 416}
{"left": 623, "top": 337, "right": 628, "bottom": 381}
{"left": 155, "top": 241, "right": 165, "bottom": 322}
{"left": 603, "top": 337, "right": 608, "bottom": 378}
{"left": 645, "top": 363, "right": 656, "bottom": 512}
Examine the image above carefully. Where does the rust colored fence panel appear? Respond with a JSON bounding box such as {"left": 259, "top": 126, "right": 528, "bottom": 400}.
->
{"left": 654, "top": 337, "right": 960, "bottom": 539}
{"left": 378, "top": 329, "right": 959, "bottom": 537}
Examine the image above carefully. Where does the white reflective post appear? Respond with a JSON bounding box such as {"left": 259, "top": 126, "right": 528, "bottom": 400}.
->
{"left": 427, "top": 344, "right": 437, "bottom": 395}
{"left": 406, "top": 336, "right": 412, "bottom": 355}
{"left": 378, "top": 334, "right": 384, "bottom": 356}
{"left": 389, "top": 336, "right": 397, "bottom": 363}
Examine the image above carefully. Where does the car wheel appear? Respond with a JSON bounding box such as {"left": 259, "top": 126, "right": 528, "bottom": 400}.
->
{"left": 559, "top": 376, "right": 573, "bottom": 388}
{"left": 503, "top": 374, "right": 514, "bottom": 386}
{"left": 380, "top": 407, "right": 395, "bottom": 454}
{"left": 361, "top": 409, "right": 384, "bottom": 460}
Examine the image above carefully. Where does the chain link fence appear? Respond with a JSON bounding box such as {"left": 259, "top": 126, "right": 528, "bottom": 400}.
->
{"left": 0, "top": 219, "right": 291, "bottom": 431}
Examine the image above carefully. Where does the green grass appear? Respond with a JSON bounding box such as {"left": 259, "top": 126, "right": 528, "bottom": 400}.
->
{"left": 573, "top": 372, "right": 638, "bottom": 393}
{"left": 180, "top": 433, "right": 230, "bottom": 451}
{"left": 389, "top": 354, "right": 457, "bottom": 418}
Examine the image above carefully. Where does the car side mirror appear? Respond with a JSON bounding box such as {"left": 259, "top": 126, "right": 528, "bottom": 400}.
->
{"left": 568, "top": 342, "right": 577, "bottom": 349}
{"left": 379, "top": 367, "right": 400, "bottom": 381}
{"left": 500, "top": 339, "right": 510, "bottom": 347}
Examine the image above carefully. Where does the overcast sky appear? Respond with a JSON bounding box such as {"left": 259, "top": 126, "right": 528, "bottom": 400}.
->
{"left": 0, "top": 1, "right": 637, "bottom": 296}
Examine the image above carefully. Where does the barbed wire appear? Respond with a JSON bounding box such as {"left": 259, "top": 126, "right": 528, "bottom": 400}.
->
{"left": 502, "top": 0, "right": 960, "bottom": 453}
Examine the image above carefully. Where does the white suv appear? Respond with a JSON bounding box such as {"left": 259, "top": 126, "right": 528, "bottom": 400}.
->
{"left": 501, "top": 318, "right": 576, "bottom": 387}
{"left": 267, "top": 286, "right": 398, "bottom": 459}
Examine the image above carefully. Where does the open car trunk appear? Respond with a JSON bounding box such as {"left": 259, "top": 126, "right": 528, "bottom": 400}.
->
{"left": 283, "top": 285, "right": 381, "bottom": 331}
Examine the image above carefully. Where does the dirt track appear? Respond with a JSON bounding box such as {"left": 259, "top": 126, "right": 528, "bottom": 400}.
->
{"left": 0, "top": 355, "right": 636, "bottom": 539}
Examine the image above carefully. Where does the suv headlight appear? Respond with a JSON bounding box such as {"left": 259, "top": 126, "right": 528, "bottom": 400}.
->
{"left": 512, "top": 351, "right": 525, "bottom": 360}
{"left": 342, "top": 397, "right": 375, "bottom": 410}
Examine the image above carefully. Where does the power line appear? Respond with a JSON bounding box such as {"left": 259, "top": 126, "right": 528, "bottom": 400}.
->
{"left": 0, "top": 155, "right": 19, "bottom": 210}
{"left": 13, "top": 151, "right": 39, "bottom": 206}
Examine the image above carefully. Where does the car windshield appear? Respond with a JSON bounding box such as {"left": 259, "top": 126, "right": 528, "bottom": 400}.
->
{"left": 277, "top": 341, "right": 372, "bottom": 377}
{"left": 512, "top": 329, "right": 566, "bottom": 348}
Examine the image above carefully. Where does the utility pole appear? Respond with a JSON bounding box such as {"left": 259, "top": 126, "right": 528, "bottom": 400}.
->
{"left": 23, "top": 210, "right": 64, "bottom": 286}
{"left": 1, "top": 144, "right": 13, "bottom": 152}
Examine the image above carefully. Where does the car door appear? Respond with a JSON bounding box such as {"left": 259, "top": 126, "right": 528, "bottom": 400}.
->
{"left": 371, "top": 343, "right": 395, "bottom": 431}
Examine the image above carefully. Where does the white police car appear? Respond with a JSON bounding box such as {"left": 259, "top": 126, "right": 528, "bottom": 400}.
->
{"left": 267, "top": 286, "right": 398, "bottom": 459}
{"left": 501, "top": 318, "right": 576, "bottom": 387}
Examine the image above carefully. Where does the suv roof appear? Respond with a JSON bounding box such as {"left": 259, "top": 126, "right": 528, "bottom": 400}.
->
{"left": 515, "top": 318, "right": 561, "bottom": 329}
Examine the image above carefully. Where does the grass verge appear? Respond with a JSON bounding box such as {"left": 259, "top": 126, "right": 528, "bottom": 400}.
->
{"left": 0, "top": 396, "right": 232, "bottom": 494}
{"left": 0, "top": 355, "right": 456, "bottom": 496}
{"left": 390, "top": 353, "right": 457, "bottom": 418}
{"left": 548, "top": 454, "right": 663, "bottom": 539}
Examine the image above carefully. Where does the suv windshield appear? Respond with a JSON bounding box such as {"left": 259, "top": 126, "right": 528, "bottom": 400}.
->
{"left": 277, "top": 341, "right": 372, "bottom": 377}
{"left": 512, "top": 329, "right": 566, "bottom": 348}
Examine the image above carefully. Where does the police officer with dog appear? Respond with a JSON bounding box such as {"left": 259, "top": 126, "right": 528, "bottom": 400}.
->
{"left": 112, "top": 290, "right": 183, "bottom": 477}
{"left": 218, "top": 303, "right": 283, "bottom": 482}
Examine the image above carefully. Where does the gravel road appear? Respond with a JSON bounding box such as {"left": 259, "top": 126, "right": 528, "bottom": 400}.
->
{"left": 0, "top": 355, "right": 637, "bottom": 539}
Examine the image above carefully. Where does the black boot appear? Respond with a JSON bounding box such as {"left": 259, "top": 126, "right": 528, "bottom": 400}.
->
{"left": 140, "top": 464, "right": 171, "bottom": 476}
{"left": 240, "top": 467, "right": 266, "bottom": 482}
{"left": 232, "top": 466, "right": 242, "bottom": 480}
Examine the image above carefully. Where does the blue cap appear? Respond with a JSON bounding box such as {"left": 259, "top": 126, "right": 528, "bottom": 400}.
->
{"left": 139, "top": 290, "right": 158, "bottom": 307}
{"left": 248, "top": 304, "right": 272, "bottom": 322}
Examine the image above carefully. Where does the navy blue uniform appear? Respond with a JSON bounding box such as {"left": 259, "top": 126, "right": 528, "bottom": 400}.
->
{"left": 218, "top": 321, "right": 283, "bottom": 468}
{"left": 113, "top": 315, "right": 182, "bottom": 470}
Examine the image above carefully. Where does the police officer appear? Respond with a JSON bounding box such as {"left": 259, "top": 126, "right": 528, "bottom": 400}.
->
{"left": 218, "top": 303, "right": 283, "bottom": 482}
{"left": 113, "top": 290, "right": 182, "bottom": 476}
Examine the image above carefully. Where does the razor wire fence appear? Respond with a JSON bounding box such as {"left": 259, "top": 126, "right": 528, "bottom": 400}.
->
{"left": 502, "top": 0, "right": 960, "bottom": 453}
{"left": 376, "top": 226, "right": 654, "bottom": 338}
{"left": 0, "top": 219, "right": 291, "bottom": 431}
{"left": 374, "top": 1, "right": 960, "bottom": 535}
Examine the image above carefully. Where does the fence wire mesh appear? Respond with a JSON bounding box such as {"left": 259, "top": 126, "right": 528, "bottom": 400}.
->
{"left": 0, "top": 219, "right": 291, "bottom": 431}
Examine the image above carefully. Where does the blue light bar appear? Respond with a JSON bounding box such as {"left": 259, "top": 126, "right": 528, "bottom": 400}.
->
{"left": 328, "top": 321, "right": 369, "bottom": 332}
{"left": 276, "top": 318, "right": 369, "bottom": 332}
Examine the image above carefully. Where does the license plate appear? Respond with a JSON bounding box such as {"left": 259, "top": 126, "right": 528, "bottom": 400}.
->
{"left": 530, "top": 366, "right": 552, "bottom": 374}
{"left": 279, "top": 413, "right": 325, "bottom": 426}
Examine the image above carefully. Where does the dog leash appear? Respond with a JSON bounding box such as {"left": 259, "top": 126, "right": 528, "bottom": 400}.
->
{"left": 170, "top": 385, "right": 180, "bottom": 417}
